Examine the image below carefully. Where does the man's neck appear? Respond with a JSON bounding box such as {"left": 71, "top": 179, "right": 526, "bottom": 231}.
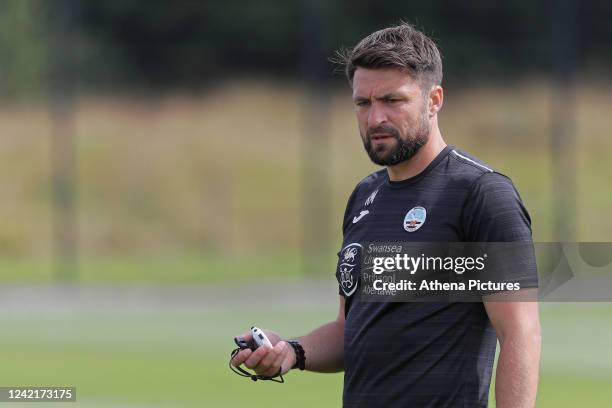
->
{"left": 387, "top": 129, "right": 446, "bottom": 182}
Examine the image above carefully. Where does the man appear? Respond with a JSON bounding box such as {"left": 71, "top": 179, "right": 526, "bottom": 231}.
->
{"left": 231, "top": 22, "right": 540, "bottom": 407}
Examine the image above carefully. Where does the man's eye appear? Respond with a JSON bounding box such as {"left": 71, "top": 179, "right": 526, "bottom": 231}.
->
{"left": 356, "top": 101, "right": 370, "bottom": 107}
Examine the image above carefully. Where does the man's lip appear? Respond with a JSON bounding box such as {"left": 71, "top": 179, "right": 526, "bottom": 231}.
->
{"left": 370, "top": 134, "right": 392, "bottom": 140}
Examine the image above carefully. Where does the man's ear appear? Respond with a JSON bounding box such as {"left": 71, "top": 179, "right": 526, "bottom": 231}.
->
{"left": 428, "top": 85, "right": 444, "bottom": 117}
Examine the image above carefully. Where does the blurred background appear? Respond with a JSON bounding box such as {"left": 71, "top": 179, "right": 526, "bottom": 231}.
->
{"left": 0, "top": 0, "right": 611, "bottom": 406}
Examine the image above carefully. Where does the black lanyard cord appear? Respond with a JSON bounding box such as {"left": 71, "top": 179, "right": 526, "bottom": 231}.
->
{"left": 229, "top": 348, "right": 284, "bottom": 383}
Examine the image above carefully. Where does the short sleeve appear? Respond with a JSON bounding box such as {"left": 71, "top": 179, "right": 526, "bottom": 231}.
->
{"left": 462, "top": 172, "right": 532, "bottom": 242}
{"left": 461, "top": 172, "right": 538, "bottom": 290}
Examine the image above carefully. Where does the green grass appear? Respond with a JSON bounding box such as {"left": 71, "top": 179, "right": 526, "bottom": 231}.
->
{"left": 1, "top": 302, "right": 610, "bottom": 407}
{"left": 536, "top": 374, "right": 612, "bottom": 407}
{"left": 0, "top": 306, "right": 344, "bottom": 407}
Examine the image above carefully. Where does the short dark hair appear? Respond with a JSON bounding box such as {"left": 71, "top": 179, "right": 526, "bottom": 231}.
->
{"left": 336, "top": 22, "right": 443, "bottom": 89}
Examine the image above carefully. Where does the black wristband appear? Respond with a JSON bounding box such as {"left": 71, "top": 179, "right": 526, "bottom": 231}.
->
{"left": 287, "top": 340, "right": 306, "bottom": 371}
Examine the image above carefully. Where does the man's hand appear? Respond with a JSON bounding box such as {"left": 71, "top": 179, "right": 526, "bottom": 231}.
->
{"left": 230, "top": 297, "right": 346, "bottom": 375}
{"left": 230, "top": 329, "right": 296, "bottom": 377}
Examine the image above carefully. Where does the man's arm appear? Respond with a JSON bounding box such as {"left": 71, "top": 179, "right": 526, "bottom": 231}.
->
{"left": 484, "top": 289, "right": 541, "bottom": 408}
{"left": 230, "top": 296, "right": 345, "bottom": 377}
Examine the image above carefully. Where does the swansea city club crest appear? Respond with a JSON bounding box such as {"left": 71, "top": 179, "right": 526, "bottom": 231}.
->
{"left": 404, "top": 206, "right": 427, "bottom": 232}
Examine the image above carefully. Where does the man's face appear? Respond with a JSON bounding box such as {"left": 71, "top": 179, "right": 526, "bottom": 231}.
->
{"left": 352, "top": 68, "right": 431, "bottom": 166}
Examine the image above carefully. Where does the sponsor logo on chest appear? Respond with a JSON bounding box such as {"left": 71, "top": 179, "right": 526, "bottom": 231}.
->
{"left": 352, "top": 189, "right": 379, "bottom": 224}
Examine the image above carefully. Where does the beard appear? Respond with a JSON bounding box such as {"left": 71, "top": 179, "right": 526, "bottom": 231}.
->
{"left": 362, "top": 111, "right": 430, "bottom": 167}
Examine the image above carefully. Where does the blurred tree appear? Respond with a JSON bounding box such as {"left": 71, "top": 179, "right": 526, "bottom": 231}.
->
{"left": 0, "top": 0, "right": 610, "bottom": 95}
{"left": 0, "top": 0, "right": 47, "bottom": 98}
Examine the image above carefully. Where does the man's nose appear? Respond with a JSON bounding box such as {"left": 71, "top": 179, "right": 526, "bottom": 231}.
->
{"left": 368, "top": 103, "right": 387, "bottom": 127}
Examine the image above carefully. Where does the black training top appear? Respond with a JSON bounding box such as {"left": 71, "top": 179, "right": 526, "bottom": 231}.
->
{"left": 335, "top": 145, "right": 537, "bottom": 407}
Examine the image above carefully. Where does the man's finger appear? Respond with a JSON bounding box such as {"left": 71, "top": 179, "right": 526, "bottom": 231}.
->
{"left": 257, "top": 341, "right": 284, "bottom": 372}
{"left": 244, "top": 344, "right": 272, "bottom": 369}
{"left": 269, "top": 342, "right": 289, "bottom": 376}
{"left": 234, "top": 332, "right": 253, "bottom": 342}
{"left": 258, "top": 341, "right": 289, "bottom": 377}
{"left": 230, "top": 348, "right": 252, "bottom": 367}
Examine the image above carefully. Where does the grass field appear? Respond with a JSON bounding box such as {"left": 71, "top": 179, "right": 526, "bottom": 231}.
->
{"left": 0, "top": 283, "right": 611, "bottom": 407}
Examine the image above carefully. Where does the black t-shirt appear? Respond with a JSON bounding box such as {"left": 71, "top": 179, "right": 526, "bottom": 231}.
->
{"left": 335, "top": 145, "right": 537, "bottom": 407}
